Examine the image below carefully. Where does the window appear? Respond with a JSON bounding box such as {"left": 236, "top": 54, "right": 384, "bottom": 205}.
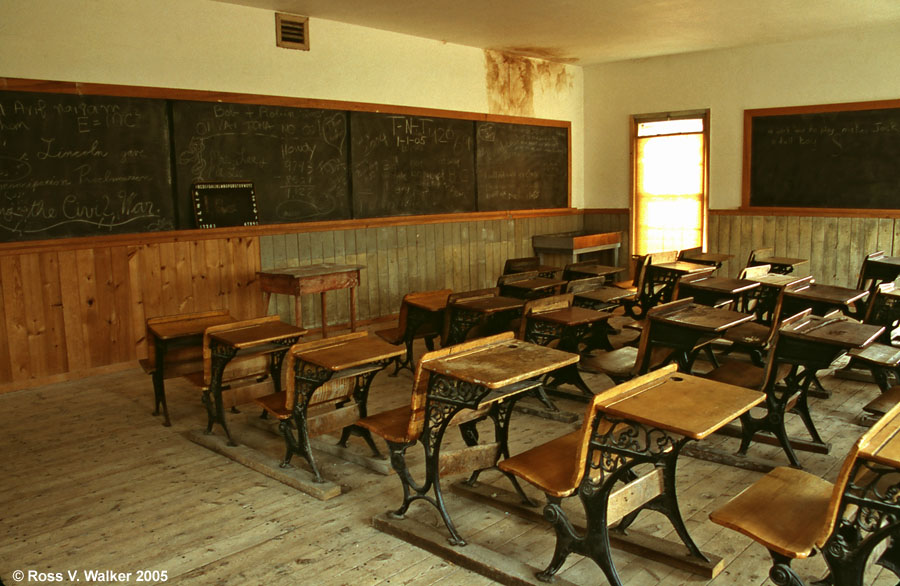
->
{"left": 631, "top": 112, "right": 709, "bottom": 256}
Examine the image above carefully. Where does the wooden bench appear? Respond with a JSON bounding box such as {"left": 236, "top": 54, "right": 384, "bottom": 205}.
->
{"left": 141, "top": 310, "right": 235, "bottom": 426}
{"left": 710, "top": 399, "right": 900, "bottom": 586}
{"left": 374, "top": 289, "right": 449, "bottom": 375}
{"left": 703, "top": 309, "right": 825, "bottom": 468}
{"left": 254, "top": 331, "right": 401, "bottom": 483}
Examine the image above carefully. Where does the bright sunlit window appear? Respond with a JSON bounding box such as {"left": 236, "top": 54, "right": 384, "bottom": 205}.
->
{"left": 632, "top": 113, "right": 708, "bottom": 256}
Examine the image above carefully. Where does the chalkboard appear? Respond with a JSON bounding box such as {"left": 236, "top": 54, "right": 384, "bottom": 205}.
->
{"left": 1, "top": 80, "right": 572, "bottom": 242}
{"left": 0, "top": 91, "right": 175, "bottom": 241}
{"left": 746, "top": 101, "right": 900, "bottom": 209}
{"left": 172, "top": 101, "right": 351, "bottom": 225}
{"left": 192, "top": 182, "right": 259, "bottom": 229}
{"left": 349, "top": 112, "right": 476, "bottom": 217}
{"left": 476, "top": 122, "right": 568, "bottom": 211}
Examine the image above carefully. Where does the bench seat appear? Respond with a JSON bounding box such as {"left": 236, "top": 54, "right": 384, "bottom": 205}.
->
{"left": 710, "top": 466, "right": 833, "bottom": 558}
{"left": 497, "top": 430, "right": 582, "bottom": 498}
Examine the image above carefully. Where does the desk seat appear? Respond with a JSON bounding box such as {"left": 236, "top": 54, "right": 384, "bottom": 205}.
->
{"left": 498, "top": 430, "right": 582, "bottom": 498}
{"left": 711, "top": 466, "right": 834, "bottom": 558}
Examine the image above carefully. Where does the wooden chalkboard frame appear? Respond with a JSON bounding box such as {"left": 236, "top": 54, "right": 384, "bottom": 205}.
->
{"left": 0, "top": 77, "right": 572, "bottom": 245}
{"left": 191, "top": 181, "right": 259, "bottom": 229}
{"left": 742, "top": 98, "right": 900, "bottom": 214}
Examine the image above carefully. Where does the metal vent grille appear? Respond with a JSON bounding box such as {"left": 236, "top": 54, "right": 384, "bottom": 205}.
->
{"left": 276, "top": 13, "right": 309, "bottom": 51}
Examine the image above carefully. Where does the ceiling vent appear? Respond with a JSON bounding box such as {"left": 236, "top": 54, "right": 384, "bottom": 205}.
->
{"left": 276, "top": 13, "right": 309, "bottom": 51}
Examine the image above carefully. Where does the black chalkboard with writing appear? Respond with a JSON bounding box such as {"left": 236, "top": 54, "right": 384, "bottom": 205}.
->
{"left": 349, "top": 112, "right": 476, "bottom": 218}
{"left": 475, "top": 122, "right": 568, "bottom": 211}
{"left": 172, "top": 101, "right": 351, "bottom": 225}
{"left": 748, "top": 104, "right": 900, "bottom": 209}
{"left": 0, "top": 91, "right": 175, "bottom": 241}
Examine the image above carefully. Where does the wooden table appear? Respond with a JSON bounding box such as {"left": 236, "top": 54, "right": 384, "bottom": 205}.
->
{"left": 679, "top": 251, "right": 734, "bottom": 268}
{"left": 146, "top": 311, "right": 235, "bottom": 426}
{"left": 783, "top": 283, "right": 869, "bottom": 317}
{"left": 285, "top": 334, "right": 404, "bottom": 481}
{"left": 546, "top": 371, "right": 765, "bottom": 586}
{"left": 258, "top": 263, "right": 364, "bottom": 337}
{"left": 649, "top": 303, "right": 755, "bottom": 371}
{"left": 205, "top": 320, "right": 306, "bottom": 445}
{"left": 444, "top": 295, "right": 525, "bottom": 345}
{"left": 524, "top": 306, "right": 615, "bottom": 396}
{"left": 419, "top": 340, "right": 580, "bottom": 545}
{"left": 677, "top": 276, "right": 760, "bottom": 308}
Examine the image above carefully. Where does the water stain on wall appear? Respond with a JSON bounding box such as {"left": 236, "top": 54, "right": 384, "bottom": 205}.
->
{"left": 485, "top": 49, "right": 574, "bottom": 117}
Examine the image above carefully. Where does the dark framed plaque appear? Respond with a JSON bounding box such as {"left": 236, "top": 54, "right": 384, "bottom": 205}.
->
{"left": 191, "top": 182, "right": 259, "bottom": 228}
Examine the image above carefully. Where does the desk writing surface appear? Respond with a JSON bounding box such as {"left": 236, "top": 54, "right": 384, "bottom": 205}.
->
{"left": 684, "top": 277, "right": 760, "bottom": 295}
{"left": 452, "top": 296, "right": 524, "bottom": 313}
{"left": 599, "top": 374, "right": 765, "bottom": 440}
{"left": 862, "top": 425, "right": 900, "bottom": 468}
{"left": 758, "top": 256, "right": 808, "bottom": 267}
{"left": 654, "top": 261, "right": 714, "bottom": 274}
{"left": 786, "top": 284, "right": 868, "bottom": 305}
{"left": 680, "top": 252, "right": 734, "bottom": 264}
{"left": 297, "top": 336, "right": 404, "bottom": 371}
{"left": 208, "top": 321, "right": 306, "bottom": 349}
{"left": 532, "top": 306, "right": 614, "bottom": 326}
{"left": 149, "top": 313, "right": 235, "bottom": 340}
{"left": 748, "top": 274, "right": 810, "bottom": 288}
{"left": 785, "top": 315, "right": 884, "bottom": 349}
{"left": 653, "top": 304, "right": 754, "bottom": 332}
{"left": 505, "top": 277, "right": 566, "bottom": 291}
{"left": 423, "top": 341, "right": 578, "bottom": 389}
{"left": 406, "top": 291, "right": 450, "bottom": 312}
{"left": 575, "top": 287, "right": 636, "bottom": 303}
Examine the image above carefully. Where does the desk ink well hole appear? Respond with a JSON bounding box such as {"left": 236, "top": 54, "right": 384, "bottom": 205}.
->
{"left": 671, "top": 376, "right": 684, "bottom": 382}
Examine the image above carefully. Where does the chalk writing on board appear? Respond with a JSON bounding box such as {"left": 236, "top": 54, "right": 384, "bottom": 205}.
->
{"left": 349, "top": 112, "right": 476, "bottom": 217}
{"left": 0, "top": 92, "right": 174, "bottom": 240}
{"left": 172, "top": 102, "right": 350, "bottom": 225}
{"left": 749, "top": 106, "right": 900, "bottom": 209}
{"left": 476, "top": 122, "right": 568, "bottom": 211}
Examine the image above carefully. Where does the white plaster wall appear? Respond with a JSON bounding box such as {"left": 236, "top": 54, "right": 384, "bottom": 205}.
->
{"left": 584, "top": 23, "right": 900, "bottom": 210}
{"left": 0, "top": 0, "right": 585, "bottom": 206}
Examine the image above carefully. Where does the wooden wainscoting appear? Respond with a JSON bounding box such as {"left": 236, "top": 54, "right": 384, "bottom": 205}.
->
{"left": 709, "top": 212, "right": 899, "bottom": 287}
{"left": 259, "top": 214, "right": 583, "bottom": 329}
{"left": 0, "top": 236, "right": 263, "bottom": 392}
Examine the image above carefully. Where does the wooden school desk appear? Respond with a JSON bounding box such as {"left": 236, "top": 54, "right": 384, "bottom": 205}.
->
{"left": 416, "top": 339, "right": 579, "bottom": 545}
{"left": 258, "top": 263, "right": 364, "bottom": 337}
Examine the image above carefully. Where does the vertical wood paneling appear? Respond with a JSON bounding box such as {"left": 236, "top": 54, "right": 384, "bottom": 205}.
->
{"left": 110, "top": 246, "right": 134, "bottom": 364}
{"left": 19, "top": 253, "right": 48, "bottom": 378}
{"left": 39, "top": 251, "right": 67, "bottom": 375}
{"left": 12, "top": 210, "right": 900, "bottom": 390}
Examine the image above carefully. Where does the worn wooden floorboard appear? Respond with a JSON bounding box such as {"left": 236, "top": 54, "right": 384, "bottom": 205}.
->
{"left": 0, "top": 334, "right": 896, "bottom": 586}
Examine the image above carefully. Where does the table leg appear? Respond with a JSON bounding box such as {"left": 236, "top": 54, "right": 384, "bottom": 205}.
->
{"left": 320, "top": 291, "right": 328, "bottom": 338}
{"left": 203, "top": 342, "right": 239, "bottom": 446}
{"left": 152, "top": 337, "right": 171, "bottom": 427}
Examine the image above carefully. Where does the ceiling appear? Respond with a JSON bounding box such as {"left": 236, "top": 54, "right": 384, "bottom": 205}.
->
{"left": 216, "top": 0, "right": 900, "bottom": 65}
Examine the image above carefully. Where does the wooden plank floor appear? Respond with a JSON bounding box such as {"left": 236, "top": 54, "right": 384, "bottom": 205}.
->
{"left": 1, "top": 328, "right": 897, "bottom": 585}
